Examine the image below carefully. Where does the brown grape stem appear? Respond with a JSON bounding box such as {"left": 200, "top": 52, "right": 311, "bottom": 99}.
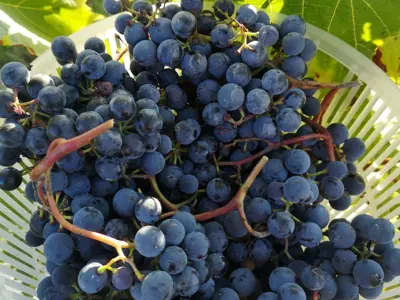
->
{"left": 195, "top": 156, "right": 270, "bottom": 239}
{"left": 313, "top": 89, "right": 339, "bottom": 124}
{"left": 30, "top": 120, "right": 114, "bottom": 181}
{"left": 114, "top": 46, "right": 129, "bottom": 62}
{"left": 288, "top": 77, "right": 361, "bottom": 90}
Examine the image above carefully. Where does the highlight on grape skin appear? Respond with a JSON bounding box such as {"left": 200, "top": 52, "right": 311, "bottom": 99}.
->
{"left": 0, "top": 1, "right": 393, "bottom": 300}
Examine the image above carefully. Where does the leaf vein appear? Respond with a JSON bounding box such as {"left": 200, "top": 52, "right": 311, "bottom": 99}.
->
{"left": 360, "top": 0, "right": 391, "bottom": 36}
{"left": 327, "top": 0, "right": 341, "bottom": 32}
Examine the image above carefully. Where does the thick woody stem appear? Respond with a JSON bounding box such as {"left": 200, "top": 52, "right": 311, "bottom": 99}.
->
{"left": 30, "top": 120, "right": 114, "bottom": 181}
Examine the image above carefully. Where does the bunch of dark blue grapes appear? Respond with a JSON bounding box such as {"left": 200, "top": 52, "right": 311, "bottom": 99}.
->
{"left": 0, "top": 0, "right": 398, "bottom": 300}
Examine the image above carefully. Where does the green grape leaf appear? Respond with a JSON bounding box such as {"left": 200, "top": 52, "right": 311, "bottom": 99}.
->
{"left": 0, "top": 44, "right": 37, "bottom": 67}
{"left": 0, "top": 0, "right": 105, "bottom": 42}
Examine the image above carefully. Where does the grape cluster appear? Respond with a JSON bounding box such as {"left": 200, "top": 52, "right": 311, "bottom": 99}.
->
{"left": 0, "top": 0, "right": 397, "bottom": 300}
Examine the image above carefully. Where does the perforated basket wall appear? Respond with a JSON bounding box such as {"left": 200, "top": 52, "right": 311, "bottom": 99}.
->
{"left": 1, "top": 13, "right": 399, "bottom": 300}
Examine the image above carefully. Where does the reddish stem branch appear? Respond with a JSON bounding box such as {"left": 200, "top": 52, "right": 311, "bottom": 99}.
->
{"left": 30, "top": 120, "right": 114, "bottom": 181}
{"left": 195, "top": 156, "right": 270, "bottom": 238}
{"left": 313, "top": 89, "right": 339, "bottom": 124}
{"left": 302, "top": 117, "right": 336, "bottom": 161}
{"left": 44, "top": 169, "right": 132, "bottom": 249}
{"left": 36, "top": 178, "right": 48, "bottom": 207}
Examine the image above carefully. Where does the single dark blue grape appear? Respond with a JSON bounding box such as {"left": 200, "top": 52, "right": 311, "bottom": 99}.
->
{"left": 78, "top": 262, "right": 109, "bottom": 294}
{"left": 206, "top": 178, "right": 231, "bottom": 203}
{"left": 212, "top": 287, "right": 239, "bottom": 300}
{"left": 47, "top": 114, "right": 77, "bottom": 140}
{"left": 320, "top": 176, "right": 345, "bottom": 201}
{"left": 71, "top": 194, "right": 109, "bottom": 219}
{"left": 269, "top": 267, "right": 297, "bottom": 292}
{"left": 102, "top": 61, "right": 127, "bottom": 85}
{"left": 194, "top": 163, "right": 217, "bottom": 184}
{"left": 112, "top": 188, "right": 141, "bottom": 218}
{"left": 75, "top": 111, "right": 103, "bottom": 134}
{"left": 165, "top": 84, "right": 187, "bottom": 110}
{"left": 148, "top": 17, "right": 175, "bottom": 45}
{"left": 224, "top": 210, "right": 248, "bottom": 238}
{"left": 44, "top": 233, "right": 74, "bottom": 265}
{"left": 327, "top": 123, "right": 349, "bottom": 145}
{"left": 207, "top": 253, "right": 229, "bottom": 278}
{"left": 303, "top": 204, "right": 329, "bottom": 228}
{"left": 103, "top": 219, "right": 129, "bottom": 250}
{"left": 236, "top": 4, "right": 257, "bottom": 26}
{"left": 133, "top": 40, "right": 159, "bottom": 67}
{"left": 332, "top": 249, "right": 357, "bottom": 275}
{"left": 122, "top": 133, "right": 145, "bottom": 159}
{"left": 302, "top": 96, "right": 321, "bottom": 117}
{"left": 159, "top": 246, "right": 188, "bottom": 275}
{"left": 60, "top": 63, "right": 82, "bottom": 85}
{"left": 51, "top": 35, "right": 77, "bottom": 62}
{"left": 342, "top": 173, "right": 365, "bottom": 196}
{"left": 197, "top": 79, "right": 220, "bottom": 105}
{"left": 300, "top": 266, "right": 326, "bottom": 291}
{"left": 135, "top": 108, "right": 163, "bottom": 136}
{"left": 343, "top": 137, "right": 366, "bottom": 161}
{"left": 241, "top": 40, "right": 269, "bottom": 69}
{"left": 211, "top": 24, "right": 235, "bottom": 48}
{"left": 284, "top": 88, "right": 306, "bottom": 110}
{"left": 207, "top": 51, "right": 231, "bottom": 77}
{"left": 276, "top": 106, "right": 301, "bottom": 132}
{"left": 300, "top": 38, "right": 317, "bottom": 62}
{"left": 283, "top": 176, "right": 311, "bottom": 203}
{"left": 282, "top": 32, "right": 305, "bottom": 55}
{"left": 181, "top": 51, "right": 208, "bottom": 80}
{"left": 182, "top": 231, "right": 210, "bottom": 261}
{"left": 259, "top": 25, "right": 279, "bottom": 47}
{"left": 111, "top": 265, "right": 134, "bottom": 291}
{"left": 158, "top": 218, "right": 186, "bottom": 246}
{"left": 37, "top": 86, "right": 66, "bottom": 114}
{"left": 173, "top": 266, "right": 200, "bottom": 296}
{"left": 202, "top": 103, "right": 226, "bottom": 126}
{"left": 124, "top": 22, "right": 147, "bottom": 46}
{"left": 382, "top": 248, "right": 400, "bottom": 276}
{"left": 55, "top": 150, "right": 84, "bottom": 174}
{"left": 171, "top": 11, "right": 197, "bottom": 38}
{"left": 81, "top": 54, "right": 106, "bottom": 80}
{"left": 226, "top": 241, "right": 247, "bottom": 263}
{"left": 197, "top": 12, "right": 216, "bottom": 34}
{"left": 349, "top": 214, "right": 374, "bottom": 241}
{"left": 213, "top": 0, "right": 234, "bottom": 19}
{"left": 245, "top": 197, "right": 271, "bottom": 223}
{"left": 222, "top": 42, "right": 242, "bottom": 63}
{"left": 373, "top": 241, "right": 394, "bottom": 255}
{"left": 246, "top": 89, "right": 270, "bottom": 114}
{"left": 174, "top": 119, "right": 201, "bottom": 145}
{"left": 135, "top": 196, "right": 162, "bottom": 223}
{"left": 179, "top": 174, "right": 199, "bottom": 194}
{"left": 27, "top": 74, "right": 55, "bottom": 99}
{"left": 208, "top": 230, "right": 228, "bottom": 253}
{"left": 51, "top": 265, "right": 78, "bottom": 286}
{"left": 94, "top": 129, "right": 122, "bottom": 156}
{"left": 359, "top": 284, "right": 383, "bottom": 299}
{"left": 268, "top": 212, "right": 295, "bottom": 238}
{"left": 262, "top": 158, "right": 288, "bottom": 183}
{"left": 73, "top": 206, "right": 104, "bottom": 232}
{"left": 115, "top": 12, "right": 132, "bottom": 34}
{"left": 295, "top": 222, "right": 322, "bottom": 247}
{"left": 353, "top": 259, "right": 384, "bottom": 288}
{"left": 258, "top": 292, "right": 278, "bottom": 300}
{"left": 103, "top": 0, "right": 121, "bottom": 14}
{"left": 95, "top": 155, "right": 124, "bottom": 181}
{"left": 226, "top": 62, "right": 251, "bottom": 87}
{"left": 229, "top": 267, "right": 256, "bottom": 296}
{"left": 328, "top": 222, "right": 356, "bottom": 249}
{"left": 62, "top": 172, "right": 90, "bottom": 198}
{"left": 326, "top": 161, "right": 348, "bottom": 179}
{"left": 58, "top": 84, "right": 79, "bottom": 109}
{"left": 329, "top": 192, "right": 352, "bottom": 211}
{"left": 284, "top": 149, "right": 311, "bottom": 174}
{"left": 163, "top": 3, "right": 182, "bottom": 19}
{"left": 190, "top": 39, "right": 212, "bottom": 56}
{"left": 37, "top": 277, "right": 53, "bottom": 299}
{"left": 279, "top": 15, "right": 306, "bottom": 36}
{"left": 157, "top": 39, "right": 184, "bottom": 69}
{"left": 367, "top": 218, "right": 394, "bottom": 244}
{"left": 25, "top": 230, "right": 45, "bottom": 247}
{"left": 135, "top": 225, "right": 166, "bottom": 258}
{"left": 262, "top": 69, "right": 289, "bottom": 95}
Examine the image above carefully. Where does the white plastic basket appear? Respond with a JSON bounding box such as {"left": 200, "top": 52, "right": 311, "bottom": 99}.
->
{"left": 1, "top": 12, "right": 400, "bottom": 300}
